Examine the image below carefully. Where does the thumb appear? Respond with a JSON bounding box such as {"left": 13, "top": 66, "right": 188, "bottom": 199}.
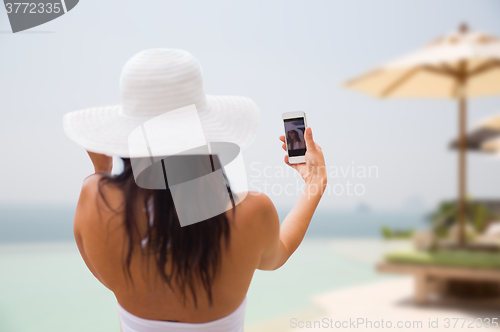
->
{"left": 304, "top": 127, "right": 316, "bottom": 151}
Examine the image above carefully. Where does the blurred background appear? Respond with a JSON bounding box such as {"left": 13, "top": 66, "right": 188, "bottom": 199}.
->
{"left": 1, "top": 0, "right": 500, "bottom": 331}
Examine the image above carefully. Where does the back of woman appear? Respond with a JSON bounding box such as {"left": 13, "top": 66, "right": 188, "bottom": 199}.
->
{"left": 65, "top": 49, "right": 327, "bottom": 331}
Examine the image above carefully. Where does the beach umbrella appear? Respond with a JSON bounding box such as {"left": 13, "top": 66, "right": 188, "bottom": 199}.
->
{"left": 449, "top": 114, "right": 500, "bottom": 151}
{"left": 345, "top": 24, "right": 500, "bottom": 245}
{"left": 480, "top": 114, "right": 500, "bottom": 152}
{"left": 483, "top": 138, "right": 500, "bottom": 152}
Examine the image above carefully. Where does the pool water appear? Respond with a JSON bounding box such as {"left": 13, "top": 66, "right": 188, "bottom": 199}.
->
{"left": 0, "top": 239, "right": 391, "bottom": 332}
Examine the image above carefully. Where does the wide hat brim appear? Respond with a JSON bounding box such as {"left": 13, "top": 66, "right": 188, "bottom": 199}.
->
{"left": 63, "top": 95, "right": 259, "bottom": 158}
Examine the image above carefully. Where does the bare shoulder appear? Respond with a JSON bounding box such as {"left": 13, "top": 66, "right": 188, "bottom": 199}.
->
{"left": 233, "top": 191, "right": 276, "bottom": 220}
{"left": 80, "top": 173, "right": 123, "bottom": 205}
{"left": 74, "top": 173, "right": 124, "bottom": 234}
{"left": 74, "top": 174, "right": 128, "bottom": 289}
{"left": 230, "top": 191, "right": 279, "bottom": 241}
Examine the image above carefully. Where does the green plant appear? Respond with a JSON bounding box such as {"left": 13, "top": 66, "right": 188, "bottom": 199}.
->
{"left": 381, "top": 225, "right": 392, "bottom": 239}
{"left": 381, "top": 225, "right": 414, "bottom": 239}
{"left": 430, "top": 201, "right": 456, "bottom": 238}
{"left": 429, "top": 199, "right": 498, "bottom": 238}
{"left": 473, "top": 204, "right": 490, "bottom": 233}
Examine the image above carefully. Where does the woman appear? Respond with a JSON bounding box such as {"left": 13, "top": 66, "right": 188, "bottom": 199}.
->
{"left": 287, "top": 129, "right": 306, "bottom": 150}
{"left": 64, "top": 49, "right": 327, "bottom": 331}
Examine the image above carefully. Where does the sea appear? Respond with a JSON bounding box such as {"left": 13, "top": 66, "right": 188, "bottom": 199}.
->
{"left": 0, "top": 204, "right": 425, "bottom": 332}
{"left": 0, "top": 204, "right": 427, "bottom": 243}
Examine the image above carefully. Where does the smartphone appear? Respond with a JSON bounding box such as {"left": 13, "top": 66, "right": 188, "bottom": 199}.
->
{"left": 282, "top": 111, "right": 307, "bottom": 164}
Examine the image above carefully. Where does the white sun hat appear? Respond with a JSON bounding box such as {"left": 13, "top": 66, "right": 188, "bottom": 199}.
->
{"left": 63, "top": 49, "right": 260, "bottom": 158}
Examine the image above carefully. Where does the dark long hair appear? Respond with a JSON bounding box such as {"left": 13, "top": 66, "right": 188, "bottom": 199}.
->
{"left": 287, "top": 129, "right": 302, "bottom": 149}
{"left": 96, "top": 157, "right": 232, "bottom": 307}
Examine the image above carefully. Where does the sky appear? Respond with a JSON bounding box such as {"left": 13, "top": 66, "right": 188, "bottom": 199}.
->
{"left": 1, "top": 0, "right": 500, "bottom": 211}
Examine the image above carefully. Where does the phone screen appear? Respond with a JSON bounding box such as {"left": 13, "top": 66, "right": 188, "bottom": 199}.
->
{"left": 284, "top": 117, "right": 307, "bottom": 157}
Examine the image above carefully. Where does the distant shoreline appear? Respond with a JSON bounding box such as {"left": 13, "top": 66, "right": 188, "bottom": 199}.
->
{"left": 0, "top": 204, "right": 427, "bottom": 244}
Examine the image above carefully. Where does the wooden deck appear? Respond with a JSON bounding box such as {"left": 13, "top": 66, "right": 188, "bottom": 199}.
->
{"left": 377, "top": 262, "right": 500, "bottom": 304}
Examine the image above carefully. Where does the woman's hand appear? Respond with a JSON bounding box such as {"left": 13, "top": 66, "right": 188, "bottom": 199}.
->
{"left": 279, "top": 127, "right": 327, "bottom": 191}
{"left": 87, "top": 151, "right": 113, "bottom": 173}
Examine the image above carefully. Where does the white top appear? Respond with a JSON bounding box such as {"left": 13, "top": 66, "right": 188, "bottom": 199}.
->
{"left": 117, "top": 298, "right": 247, "bottom": 332}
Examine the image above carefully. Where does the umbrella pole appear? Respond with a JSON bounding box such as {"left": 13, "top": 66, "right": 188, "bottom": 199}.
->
{"left": 458, "top": 84, "right": 467, "bottom": 245}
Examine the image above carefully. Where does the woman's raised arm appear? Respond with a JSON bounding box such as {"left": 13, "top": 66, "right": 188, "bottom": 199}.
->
{"left": 258, "top": 128, "right": 327, "bottom": 270}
